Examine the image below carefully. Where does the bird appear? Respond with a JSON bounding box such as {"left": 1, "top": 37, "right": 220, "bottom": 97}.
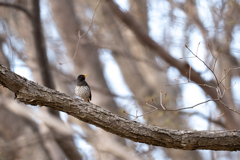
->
{"left": 75, "top": 74, "right": 91, "bottom": 102}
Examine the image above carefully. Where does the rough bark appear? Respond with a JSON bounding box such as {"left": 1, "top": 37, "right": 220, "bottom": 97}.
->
{"left": 1, "top": 64, "right": 240, "bottom": 151}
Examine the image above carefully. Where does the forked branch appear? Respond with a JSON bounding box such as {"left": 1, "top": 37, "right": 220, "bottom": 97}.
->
{"left": 124, "top": 44, "right": 240, "bottom": 119}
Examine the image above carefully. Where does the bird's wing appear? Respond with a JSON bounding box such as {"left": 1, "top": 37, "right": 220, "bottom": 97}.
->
{"left": 90, "top": 88, "right": 92, "bottom": 101}
{"left": 87, "top": 83, "right": 91, "bottom": 101}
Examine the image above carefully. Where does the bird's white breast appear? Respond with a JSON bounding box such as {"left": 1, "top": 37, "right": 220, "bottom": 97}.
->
{"left": 75, "top": 86, "right": 90, "bottom": 101}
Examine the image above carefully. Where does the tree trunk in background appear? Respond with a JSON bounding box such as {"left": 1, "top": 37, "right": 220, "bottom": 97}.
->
{"left": 1, "top": 1, "right": 81, "bottom": 159}
{"left": 49, "top": 0, "right": 140, "bottom": 159}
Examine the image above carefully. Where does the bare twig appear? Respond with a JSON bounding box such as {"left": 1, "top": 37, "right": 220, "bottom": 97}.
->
{"left": 179, "top": 111, "right": 225, "bottom": 128}
{"left": 221, "top": 88, "right": 226, "bottom": 99}
{"left": 146, "top": 103, "right": 158, "bottom": 109}
{"left": 166, "top": 82, "right": 190, "bottom": 87}
{"left": 226, "top": 82, "right": 236, "bottom": 90}
{"left": 160, "top": 90, "right": 166, "bottom": 110}
{"left": 59, "top": 0, "right": 101, "bottom": 64}
{"left": 133, "top": 108, "right": 158, "bottom": 120}
{"left": 124, "top": 105, "right": 159, "bottom": 120}
{"left": 217, "top": 112, "right": 225, "bottom": 118}
{"left": 213, "top": 50, "right": 220, "bottom": 72}
{"left": 219, "top": 67, "right": 240, "bottom": 84}
{"left": 165, "top": 99, "right": 217, "bottom": 112}
{"left": 196, "top": 83, "right": 216, "bottom": 89}
{"left": 123, "top": 110, "right": 136, "bottom": 118}
{"left": 127, "top": 98, "right": 220, "bottom": 119}
{"left": 219, "top": 100, "right": 240, "bottom": 114}
{"left": 79, "top": 0, "right": 102, "bottom": 38}
{"left": 216, "top": 87, "right": 221, "bottom": 99}
{"left": 59, "top": 31, "right": 82, "bottom": 65}
{"left": 188, "top": 65, "right": 191, "bottom": 82}
{"left": 166, "top": 82, "right": 216, "bottom": 90}
{"left": 185, "top": 45, "right": 219, "bottom": 84}
{"left": 207, "top": 44, "right": 215, "bottom": 61}
{"left": 151, "top": 98, "right": 156, "bottom": 106}
{"left": 196, "top": 42, "right": 201, "bottom": 56}
{"left": 179, "top": 56, "right": 195, "bottom": 59}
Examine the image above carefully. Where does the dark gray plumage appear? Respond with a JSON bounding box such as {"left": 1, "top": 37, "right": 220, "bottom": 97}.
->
{"left": 75, "top": 74, "right": 91, "bottom": 102}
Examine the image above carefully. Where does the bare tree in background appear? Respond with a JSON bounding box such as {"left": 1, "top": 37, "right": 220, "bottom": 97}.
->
{"left": 0, "top": 0, "right": 240, "bottom": 159}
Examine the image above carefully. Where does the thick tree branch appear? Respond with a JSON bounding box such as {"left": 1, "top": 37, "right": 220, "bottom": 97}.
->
{"left": 1, "top": 64, "right": 240, "bottom": 151}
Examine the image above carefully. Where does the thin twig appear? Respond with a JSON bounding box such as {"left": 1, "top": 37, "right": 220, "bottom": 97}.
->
{"left": 160, "top": 104, "right": 166, "bottom": 110}
{"left": 217, "top": 112, "right": 225, "bottom": 118}
{"left": 196, "top": 42, "right": 201, "bottom": 56}
{"left": 59, "top": 31, "right": 82, "bottom": 65}
{"left": 179, "top": 111, "right": 225, "bottom": 128}
{"left": 79, "top": 0, "right": 101, "bottom": 38}
{"left": 179, "top": 56, "right": 195, "bottom": 59}
{"left": 160, "top": 90, "right": 162, "bottom": 105}
{"left": 159, "top": 90, "right": 166, "bottom": 110}
{"left": 185, "top": 45, "right": 219, "bottom": 84}
{"left": 219, "top": 67, "right": 240, "bottom": 84}
{"left": 226, "top": 82, "right": 236, "bottom": 90}
{"left": 188, "top": 65, "right": 191, "bottom": 82}
{"left": 165, "top": 99, "right": 217, "bottom": 111}
{"left": 124, "top": 107, "right": 159, "bottom": 120}
{"left": 166, "top": 82, "right": 216, "bottom": 90}
{"left": 166, "top": 82, "right": 191, "bottom": 87}
{"left": 146, "top": 103, "right": 158, "bottom": 109}
{"left": 220, "top": 88, "right": 225, "bottom": 99}
{"left": 134, "top": 109, "right": 158, "bottom": 119}
{"left": 196, "top": 83, "right": 216, "bottom": 89}
{"left": 219, "top": 100, "right": 240, "bottom": 114}
{"left": 174, "top": 78, "right": 188, "bottom": 82}
{"left": 216, "top": 87, "right": 221, "bottom": 99}
{"left": 213, "top": 50, "right": 220, "bottom": 72}
{"left": 151, "top": 98, "right": 156, "bottom": 106}
{"left": 59, "top": 0, "right": 101, "bottom": 64}
{"left": 123, "top": 110, "right": 136, "bottom": 117}
{"left": 207, "top": 44, "right": 215, "bottom": 61}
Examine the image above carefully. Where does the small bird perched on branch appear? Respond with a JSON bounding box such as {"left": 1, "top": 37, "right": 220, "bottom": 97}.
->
{"left": 75, "top": 74, "right": 91, "bottom": 102}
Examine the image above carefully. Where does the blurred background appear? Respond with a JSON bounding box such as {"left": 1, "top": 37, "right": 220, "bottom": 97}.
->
{"left": 0, "top": 0, "right": 240, "bottom": 159}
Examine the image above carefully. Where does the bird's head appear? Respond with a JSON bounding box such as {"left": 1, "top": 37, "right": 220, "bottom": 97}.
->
{"left": 77, "top": 74, "right": 87, "bottom": 82}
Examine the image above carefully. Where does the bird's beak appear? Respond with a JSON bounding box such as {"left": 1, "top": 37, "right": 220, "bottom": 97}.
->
{"left": 84, "top": 74, "right": 87, "bottom": 77}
